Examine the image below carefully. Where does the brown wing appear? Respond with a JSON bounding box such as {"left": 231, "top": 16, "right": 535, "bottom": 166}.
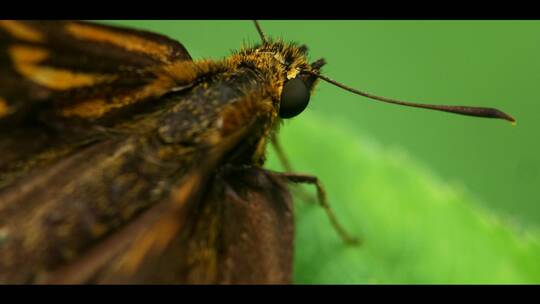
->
{"left": 0, "top": 20, "right": 197, "bottom": 121}
{"left": 38, "top": 167, "right": 294, "bottom": 284}
{"left": 0, "top": 116, "right": 293, "bottom": 284}
{"left": 103, "top": 168, "right": 294, "bottom": 284}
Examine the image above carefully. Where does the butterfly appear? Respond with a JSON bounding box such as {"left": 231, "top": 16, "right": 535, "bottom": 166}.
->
{"left": 0, "top": 20, "right": 514, "bottom": 284}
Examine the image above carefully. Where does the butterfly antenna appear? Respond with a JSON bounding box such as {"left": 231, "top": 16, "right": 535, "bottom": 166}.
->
{"left": 306, "top": 71, "right": 516, "bottom": 124}
{"left": 253, "top": 20, "right": 268, "bottom": 44}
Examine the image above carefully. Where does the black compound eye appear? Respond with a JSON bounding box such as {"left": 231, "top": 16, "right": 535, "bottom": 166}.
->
{"left": 279, "top": 78, "right": 310, "bottom": 119}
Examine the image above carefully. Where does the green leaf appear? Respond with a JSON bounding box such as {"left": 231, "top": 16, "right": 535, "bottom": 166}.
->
{"left": 267, "top": 113, "right": 540, "bottom": 284}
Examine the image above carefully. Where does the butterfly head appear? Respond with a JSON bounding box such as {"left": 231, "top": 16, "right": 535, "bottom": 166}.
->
{"left": 251, "top": 41, "right": 325, "bottom": 119}
{"left": 250, "top": 21, "right": 515, "bottom": 124}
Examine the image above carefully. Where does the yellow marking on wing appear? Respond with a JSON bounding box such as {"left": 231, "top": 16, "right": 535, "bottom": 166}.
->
{"left": 0, "top": 20, "right": 44, "bottom": 43}
{"left": 61, "top": 99, "right": 108, "bottom": 117}
{"left": 0, "top": 97, "right": 10, "bottom": 117}
{"left": 65, "top": 22, "right": 173, "bottom": 63}
{"left": 9, "top": 45, "right": 115, "bottom": 90}
{"left": 61, "top": 77, "right": 175, "bottom": 118}
{"left": 22, "top": 67, "right": 115, "bottom": 90}
{"left": 60, "top": 59, "right": 225, "bottom": 118}
{"left": 9, "top": 45, "right": 48, "bottom": 63}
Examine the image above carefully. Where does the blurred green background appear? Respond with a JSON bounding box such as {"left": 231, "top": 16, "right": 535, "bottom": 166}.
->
{"left": 106, "top": 21, "right": 540, "bottom": 283}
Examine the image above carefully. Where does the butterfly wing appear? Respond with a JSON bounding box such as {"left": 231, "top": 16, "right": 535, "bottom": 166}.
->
{"left": 197, "top": 168, "right": 293, "bottom": 284}
{"left": 29, "top": 128, "right": 294, "bottom": 284}
{"left": 0, "top": 20, "right": 196, "bottom": 122}
{"left": 0, "top": 20, "right": 202, "bottom": 191}
{"left": 101, "top": 167, "right": 293, "bottom": 284}
{"left": 38, "top": 167, "right": 294, "bottom": 284}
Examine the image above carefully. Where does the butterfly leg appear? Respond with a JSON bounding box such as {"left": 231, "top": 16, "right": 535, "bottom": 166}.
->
{"left": 270, "top": 133, "right": 316, "bottom": 204}
{"left": 268, "top": 170, "right": 360, "bottom": 245}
